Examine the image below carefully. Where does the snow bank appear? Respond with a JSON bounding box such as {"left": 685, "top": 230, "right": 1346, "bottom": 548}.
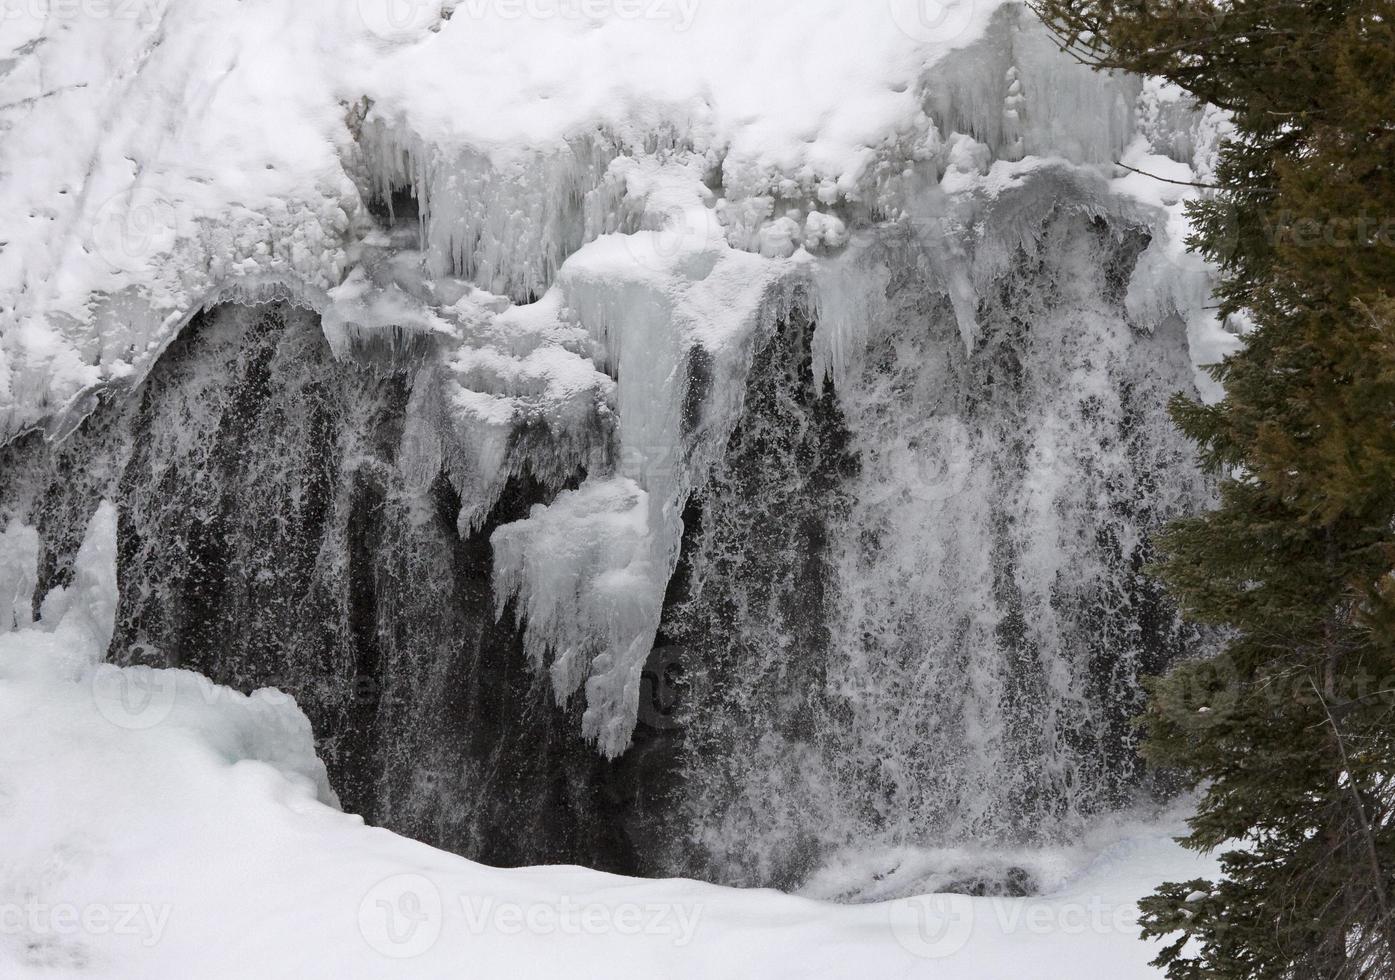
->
{"left": 0, "top": 502, "right": 1216, "bottom": 977}
{"left": 0, "top": 503, "right": 336, "bottom": 795}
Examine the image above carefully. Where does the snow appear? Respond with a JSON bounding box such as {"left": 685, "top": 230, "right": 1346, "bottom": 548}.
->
{"left": 0, "top": 0, "right": 1001, "bottom": 438}
{"left": 1, "top": 0, "right": 1222, "bottom": 438}
{"left": 1111, "top": 81, "right": 1244, "bottom": 401}
{"left": 0, "top": 510, "right": 1218, "bottom": 977}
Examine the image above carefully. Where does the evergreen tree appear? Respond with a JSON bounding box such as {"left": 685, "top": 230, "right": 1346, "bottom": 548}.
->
{"left": 1030, "top": 1, "right": 1395, "bottom": 976}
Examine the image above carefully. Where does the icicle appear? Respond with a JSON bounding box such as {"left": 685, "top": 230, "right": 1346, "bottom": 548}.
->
{"left": 356, "top": 119, "right": 631, "bottom": 304}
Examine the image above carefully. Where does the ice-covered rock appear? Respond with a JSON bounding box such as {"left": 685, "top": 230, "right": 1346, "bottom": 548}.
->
{"left": 1, "top": 0, "right": 1232, "bottom": 762}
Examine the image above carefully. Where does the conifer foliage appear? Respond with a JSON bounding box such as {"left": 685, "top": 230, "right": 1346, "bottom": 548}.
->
{"left": 1031, "top": 1, "right": 1395, "bottom": 976}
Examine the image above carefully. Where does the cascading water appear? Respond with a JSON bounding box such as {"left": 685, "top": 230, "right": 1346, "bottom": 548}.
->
{"left": 659, "top": 200, "right": 1213, "bottom": 893}
{"left": 0, "top": 1, "right": 1233, "bottom": 900}
{"left": 0, "top": 302, "right": 672, "bottom": 874}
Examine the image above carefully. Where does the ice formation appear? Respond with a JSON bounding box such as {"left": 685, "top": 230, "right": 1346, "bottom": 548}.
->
{"left": 0, "top": 502, "right": 337, "bottom": 811}
{"left": 2, "top": 0, "right": 1241, "bottom": 887}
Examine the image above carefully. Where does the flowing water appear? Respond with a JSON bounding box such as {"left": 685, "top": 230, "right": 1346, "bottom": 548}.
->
{"left": 0, "top": 202, "right": 1213, "bottom": 895}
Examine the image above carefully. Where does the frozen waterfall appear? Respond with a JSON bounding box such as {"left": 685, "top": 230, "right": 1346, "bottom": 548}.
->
{"left": 0, "top": 0, "right": 1234, "bottom": 894}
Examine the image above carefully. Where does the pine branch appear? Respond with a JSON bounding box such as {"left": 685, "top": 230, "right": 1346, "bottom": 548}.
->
{"left": 1310, "top": 677, "right": 1395, "bottom": 954}
{"left": 1111, "top": 159, "right": 1225, "bottom": 189}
